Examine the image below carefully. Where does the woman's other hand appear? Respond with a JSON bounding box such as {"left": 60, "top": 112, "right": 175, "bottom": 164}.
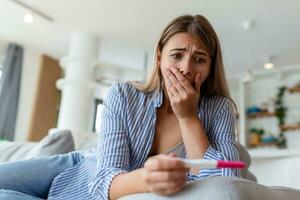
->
{"left": 165, "top": 68, "right": 202, "bottom": 119}
{"left": 142, "top": 154, "right": 189, "bottom": 195}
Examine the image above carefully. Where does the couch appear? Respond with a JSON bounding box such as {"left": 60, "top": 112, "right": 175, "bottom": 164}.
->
{"left": 1, "top": 130, "right": 299, "bottom": 200}
{"left": 0, "top": 129, "right": 75, "bottom": 163}
{"left": 120, "top": 176, "right": 300, "bottom": 200}
{"left": 120, "top": 143, "right": 300, "bottom": 200}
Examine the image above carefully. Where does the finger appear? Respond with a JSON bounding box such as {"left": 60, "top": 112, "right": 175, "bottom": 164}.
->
{"left": 170, "top": 68, "right": 193, "bottom": 91}
{"left": 166, "top": 81, "right": 183, "bottom": 106}
{"left": 148, "top": 177, "right": 186, "bottom": 190}
{"left": 168, "top": 153, "right": 177, "bottom": 157}
{"left": 146, "top": 169, "right": 188, "bottom": 183}
{"left": 154, "top": 185, "right": 183, "bottom": 196}
{"left": 145, "top": 155, "right": 186, "bottom": 171}
{"left": 165, "top": 83, "right": 178, "bottom": 105}
{"left": 194, "top": 73, "right": 202, "bottom": 94}
{"left": 149, "top": 178, "right": 186, "bottom": 195}
{"left": 166, "top": 69, "right": 185, "bottom": 93}
{"left": 162, "top": 184, "right": 183, "bottom": 196}
{"left": 165, "top": 77, "right": 179, "bottom": 97}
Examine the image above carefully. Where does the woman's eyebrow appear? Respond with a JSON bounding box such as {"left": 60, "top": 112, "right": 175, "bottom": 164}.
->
{"left": 170, "top": 48, "right": 186, "bottom": 52}
{"left": 194, "top": 50, "right": 208, "bottom": 56}
{"left": 170, "top": 48, "right": 208, "bottom": 57}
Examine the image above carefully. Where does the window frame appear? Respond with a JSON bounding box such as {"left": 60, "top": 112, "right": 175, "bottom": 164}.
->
{"left": 92, "top": 99, "right": 104, "bottom": 133}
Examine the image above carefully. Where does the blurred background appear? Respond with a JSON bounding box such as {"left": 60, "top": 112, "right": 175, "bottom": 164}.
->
{"left": 0, "top": 0, "right": 299, "bottom": 188}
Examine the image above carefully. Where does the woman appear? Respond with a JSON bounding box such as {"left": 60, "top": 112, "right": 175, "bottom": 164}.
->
{"left": 0, "top": 14, "right": 240, "bottom": 200}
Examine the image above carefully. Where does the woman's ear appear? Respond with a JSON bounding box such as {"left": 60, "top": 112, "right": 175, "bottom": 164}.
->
{"left": 157, "top": 50, "right": 162, "bottom": 65}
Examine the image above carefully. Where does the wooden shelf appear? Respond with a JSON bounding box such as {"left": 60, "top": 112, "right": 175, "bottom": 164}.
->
{"left": 247, "top": 111, "right": 276, "bottom": 119}
{"left": 288, "top": 86, "right": 300, "bottom": 93}
{"left": 280, "top": 124, "right": 300, "bottom": 131}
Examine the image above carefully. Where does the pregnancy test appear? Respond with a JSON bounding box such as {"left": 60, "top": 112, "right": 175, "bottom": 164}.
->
{"left": 181, "top": 159, "right": 246, "bottom": 169}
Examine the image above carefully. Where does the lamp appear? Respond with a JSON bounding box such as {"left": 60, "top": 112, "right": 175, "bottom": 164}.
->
{"left": 23, "top": 12, "right": 34, "bottom": 24}
{"left": 10, "top": 0, "right": 54, "bottom": 22}
{"left": 264, "top": 56, "right": 274, "bottom": 70}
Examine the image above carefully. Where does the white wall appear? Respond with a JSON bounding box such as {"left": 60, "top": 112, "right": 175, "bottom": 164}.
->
{"left": 0, "top": 40, "right": 7, "bottom": 64}
{"left": 15, "top": 47, "right": 41, "bottom": 141}
{"left": 14, "top": 41, "right": 147, "bottom": 140}
{"left": 99, "top": 41, "right": 146, "bottom": 71}
{"left": 95, "top": 41, "right": 147, "bottom": 85}
{"left": 250, "top": 155, "right": 300, "bottom": 188}
{"left": 227, "top": 77, "right": 240, "bottom": 109}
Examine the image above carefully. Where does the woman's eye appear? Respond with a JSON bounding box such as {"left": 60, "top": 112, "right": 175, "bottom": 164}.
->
{"left": 194, "top": 57, "right": 206, "bottom": 63}
{"left": 170, "top": 53, "right": 182, "bottom": 60}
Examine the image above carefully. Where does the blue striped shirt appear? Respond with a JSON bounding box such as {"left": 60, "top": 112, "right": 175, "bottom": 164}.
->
{"left": 48, "top": 82, "right": 240, "bottom": 200}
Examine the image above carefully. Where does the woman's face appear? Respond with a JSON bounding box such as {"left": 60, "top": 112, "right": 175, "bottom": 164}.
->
{"left": 159, "top": 33, "right": 211, "bottom": 88}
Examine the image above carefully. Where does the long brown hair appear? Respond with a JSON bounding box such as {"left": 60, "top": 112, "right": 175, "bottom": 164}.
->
{"left": 131, "top": 14, "right": 230, "bottom": 99}
{"left": 131, "top": 15, "right": 239, "bottom": 140}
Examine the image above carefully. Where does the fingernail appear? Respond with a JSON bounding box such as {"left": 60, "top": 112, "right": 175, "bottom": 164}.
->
{"left": 168, "top": 153, "right": 177, "bottom": 157}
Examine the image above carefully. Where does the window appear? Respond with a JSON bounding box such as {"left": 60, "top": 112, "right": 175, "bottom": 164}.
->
{"left": 93, "top": 99, "right": 104, "bottom": 134}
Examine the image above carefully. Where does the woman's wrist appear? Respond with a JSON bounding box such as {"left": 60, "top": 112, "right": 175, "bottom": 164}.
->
{"left": 177, "top": 115, "right": 200, "bottom": 125}
{"left": 109, "top": 168, "right": 149, "bottom": 199}
{"left": 139, "top": 168, "right": 149, "bottom": 193}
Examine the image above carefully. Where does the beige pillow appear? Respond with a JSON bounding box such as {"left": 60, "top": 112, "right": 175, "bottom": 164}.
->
{"left": 0, "top": 129, "right": 75, "bottom": 163}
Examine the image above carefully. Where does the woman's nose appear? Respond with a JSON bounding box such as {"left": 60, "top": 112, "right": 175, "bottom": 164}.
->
{"left": 179, "top": 61, "right": 192, "bottom": 76}
{"left": 179, "top": 68, "right": 191, "bottom": 76}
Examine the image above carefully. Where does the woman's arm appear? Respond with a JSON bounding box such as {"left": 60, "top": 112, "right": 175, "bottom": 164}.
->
{"left": 178, "top": 98, "right": 240, "bottom": 177}
{"left": 165, "top": 68, "right": 210, "bottom": 173}
{"left": 109, "top": 168, "right": 146, "bottom": 200}
{"left": 90, "top": 83, "right": 188, "bottom": 199}
{"left": 181, "top": 97, "right": 240, "bottom": 179}
{"left": 89, "top": 83, "right": 131, "bottom": 199}
{"left": 165, "top": 69, "right": 240, "bottom": 177}
{"left": 177, "top": 116, "right": 209, "bottom": 174}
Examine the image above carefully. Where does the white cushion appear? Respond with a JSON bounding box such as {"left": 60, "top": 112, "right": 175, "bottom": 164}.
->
{"left": 0, "top": 129, "right": 75, "bottom": 162}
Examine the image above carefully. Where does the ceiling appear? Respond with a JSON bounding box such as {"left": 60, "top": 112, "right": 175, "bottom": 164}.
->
{"left": 0, "top": 0, "right": 299, "bottom": 77}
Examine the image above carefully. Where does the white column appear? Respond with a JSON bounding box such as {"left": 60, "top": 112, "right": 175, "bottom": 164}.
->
{"left": 56, "top": 32, "right": 99, "bottom": 146}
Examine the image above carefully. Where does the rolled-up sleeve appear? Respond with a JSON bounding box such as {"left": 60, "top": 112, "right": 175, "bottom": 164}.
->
{"left": 188, "top": 98, "right": 241, "bottom": 181}
{"left": 88, "top": 83, "right": 130, "bottom": 199}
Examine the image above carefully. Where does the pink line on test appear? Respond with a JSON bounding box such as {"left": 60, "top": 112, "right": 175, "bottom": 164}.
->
{"left": 217, "top": 161, "right": 246, "bottom": 169}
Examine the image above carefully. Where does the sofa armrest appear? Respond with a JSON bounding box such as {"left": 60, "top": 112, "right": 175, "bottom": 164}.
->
{"left": 0, "top": 129, "right": 75, "bottom": 163}
{"left": 120, "top": 176, "right": 300, "bottom": 200}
